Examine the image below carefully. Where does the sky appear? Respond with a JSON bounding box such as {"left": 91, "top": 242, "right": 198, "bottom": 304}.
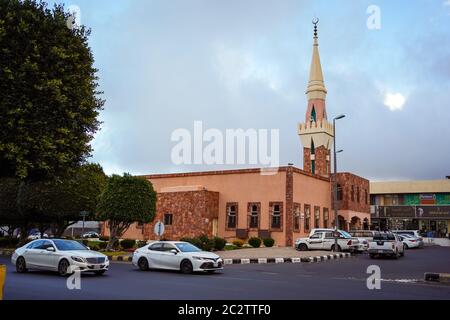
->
{"left": 47, "top": 0, "right": 450, "bottom": 181}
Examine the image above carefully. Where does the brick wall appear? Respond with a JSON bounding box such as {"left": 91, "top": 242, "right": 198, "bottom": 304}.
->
{"left": 143, "top": 190, "right": 219, "bottom": 240}
{"left": 303, "top": 146, "right": 330, "bottom": 177}
{"left": 334, "top": 173, "right": 370, "bottom": 213}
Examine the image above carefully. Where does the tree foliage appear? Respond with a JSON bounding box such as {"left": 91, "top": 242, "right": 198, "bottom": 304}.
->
{"left": 0, "top": 163, "right": 107, "bottom": 238}
{"left": 96, "top": 174, "right": 157, "bottom": 250}
{"left": 0, "top": 0, "right": 104, "bottom": 180}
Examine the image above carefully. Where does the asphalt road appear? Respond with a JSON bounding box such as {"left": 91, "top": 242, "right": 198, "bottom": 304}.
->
{"left": 1, "top": 246, "right": 450, "bottom": 300}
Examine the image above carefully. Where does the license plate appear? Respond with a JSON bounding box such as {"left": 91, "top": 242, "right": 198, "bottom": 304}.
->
{"left": 378, "top": 250, "right": 383, "bottom": 254}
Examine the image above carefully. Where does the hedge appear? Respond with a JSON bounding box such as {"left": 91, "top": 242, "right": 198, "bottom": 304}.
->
{"left": 248, "top": 237, "right": 262, "bottom": 248}
{"left": 263, "top": 238, "right": 275, "bottom": 247}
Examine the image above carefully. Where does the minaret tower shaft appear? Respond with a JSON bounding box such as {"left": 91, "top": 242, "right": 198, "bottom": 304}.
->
{"left": 298, "top": 19, "right": 334, "bottom": 177}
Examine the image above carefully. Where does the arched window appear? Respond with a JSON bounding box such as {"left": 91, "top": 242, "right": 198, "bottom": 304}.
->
{"left": 311, "top": 139, "right": 315, "bottom": 155}
{"left": 337, "top": 184, "right": 343, "bottom": 201}
{"left": 310, "top": 106, "right": 317, "bottom": 122}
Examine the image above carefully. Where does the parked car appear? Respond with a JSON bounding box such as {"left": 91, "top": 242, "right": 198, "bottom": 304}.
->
{"left": 368, "top": 232, "right": 405, "bottom": 259}
{"left": 392, "top": 230, "right": 424, "bottom": 247}
{"left": 348, "top": 230, "right": 376, "bottom": 252}
{"left": 132, "top": 241, "right": 223, "bottom": 274}
{"left": 82, "top": 232, "right": 100, "bottom": 239}
{"left": 295, "top": 230, "right": 360, "bottom": 252}
{"left": 11, "top": 239, "right": 109, "bottom": 276}
{"left": 27, "top": 232, "right": 49, "bottom": 240}
{"left": 398, "top": 234, "right": 422, "bottom": 249}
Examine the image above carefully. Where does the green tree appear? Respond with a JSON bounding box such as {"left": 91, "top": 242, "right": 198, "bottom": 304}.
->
{"left": 19, "top": 164, "right": 107, "bottom": 237}
{"left": 96, "top": 174, "right": 157, "bottom": 251}
{"left": 0, "top": 0, "right": 104, "bottom": 180}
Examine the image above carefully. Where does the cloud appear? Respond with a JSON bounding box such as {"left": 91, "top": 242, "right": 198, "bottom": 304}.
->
{"left": 383, "top": 93, "right": 406, "bottom": 111}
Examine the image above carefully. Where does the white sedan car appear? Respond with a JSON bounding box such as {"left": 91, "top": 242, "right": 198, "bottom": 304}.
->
{"left": 132, "top": 241, "right": 223, "bottom": 274}
{"left": 11, "top": 239, "right": 109, "bottom": 276}
{"left": 398, "top": 234, "right": 421, "bottom": 249}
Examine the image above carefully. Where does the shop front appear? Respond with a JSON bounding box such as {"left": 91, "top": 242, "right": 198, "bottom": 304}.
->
{"left": 371, "top": 205, "right": 450, "bottom": 238}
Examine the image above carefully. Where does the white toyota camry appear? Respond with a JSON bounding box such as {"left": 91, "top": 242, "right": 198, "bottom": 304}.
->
{"left": 132, "top": 241, "right": 223, "bottom": 274}
{"left": 11, "top": 239, "right": 109, "bottom": 276}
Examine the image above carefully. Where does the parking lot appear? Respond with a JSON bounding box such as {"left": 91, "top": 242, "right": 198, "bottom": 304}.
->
{"left": 1, "top": 246, "right": 450, "bottom": 300}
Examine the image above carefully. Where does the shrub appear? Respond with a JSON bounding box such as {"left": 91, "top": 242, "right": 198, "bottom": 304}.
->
{"left": 98, "top": 241, "right": 107, "bottom": 250}
{"left": 81, "top": 239, "right": 89, "bottom": 246}
{"left": 120, "top": 239, "right": 136, "bottom": 250}
{"left": 0, "top": 237, "right": 19, "bottom": 248}
{"left": 232, "top": 239, "right": 244, "bottom": 248}
{"left": 181, "top": 236, "right": 214, "bottom": 251}
{"left": 137, "top": 240, "right": 147, "bottom": 248}
{"left": 248, "top": 237, "right": 262, "bottom": 248}
{"left": 263, "top": 238, "right": 275, "bottom": 247}
{"left": 99, "top": 236, "right": 109, "bottom": 242}
{"left": 213, "top": 237, "right": 226, "bottom": 251}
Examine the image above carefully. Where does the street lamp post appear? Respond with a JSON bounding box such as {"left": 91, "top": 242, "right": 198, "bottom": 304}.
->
{"left": 80, "top": 211, "right": 89, "bottom": 237}
{"left": 333, "top": 114, "right": 346, "bottom": 251}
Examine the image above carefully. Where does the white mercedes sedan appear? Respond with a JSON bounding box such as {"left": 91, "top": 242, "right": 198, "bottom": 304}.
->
{"left": 132, "top": 241, "right": 223, "bottom": 274}
{"left": 11, "top": 239, "right": 109, "bottom": 276}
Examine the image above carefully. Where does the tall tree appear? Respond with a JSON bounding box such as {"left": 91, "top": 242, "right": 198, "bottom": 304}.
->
{"left": 96, "top": 174, "right": 157, "bottom": 251}
{"left": 19, "top": 164, "right": 107, "bottom": 237}
{"left": 0, "top": 0, "right": 104, "bottom": 181}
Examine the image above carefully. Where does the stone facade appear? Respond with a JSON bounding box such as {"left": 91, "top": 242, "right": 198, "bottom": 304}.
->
{"left": 142, "top": 190, "right": 219, "bottom": 240}
{"left": 303, "top": 146, "right": 330, "bottom": 177}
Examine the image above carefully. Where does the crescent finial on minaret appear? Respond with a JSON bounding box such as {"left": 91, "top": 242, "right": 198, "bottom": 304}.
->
{"left": 312, "top": 18, "right": 319, "bottom": 39}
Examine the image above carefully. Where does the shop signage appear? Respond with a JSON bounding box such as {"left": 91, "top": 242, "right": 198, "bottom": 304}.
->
{"left": 372, "top": 206, "right": 450, "bottom": 219}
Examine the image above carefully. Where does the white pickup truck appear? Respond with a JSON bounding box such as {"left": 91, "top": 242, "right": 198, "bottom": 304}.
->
{"left": 295, "top": 230, "right": 360, "bottom": 252}
{"left": 368, "top": 232, "right": 405, "bottom": 259}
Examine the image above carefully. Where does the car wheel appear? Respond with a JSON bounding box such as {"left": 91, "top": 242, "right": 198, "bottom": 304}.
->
{"left": 58, "top": 259, "right": 72, "bottom": 277}
{"left": 16, "top": 257, "right": 28, "bottom": 273}
{"left": 298, "top": 244, "right": 308, "bottom": 251}
{"left": 404, "top": 243, "right": 409, "bottom": 250}
{"left": 138, "top": 257, "right": 149, "bottom": 271}
{"left": 331, "top": 244, "right": 341, "bottom": 252}
{"left": 393, "top": 249, "right": 399, "bottom": 259}
{"left": 180, "top": 259, "right": 194, "bottom": 274}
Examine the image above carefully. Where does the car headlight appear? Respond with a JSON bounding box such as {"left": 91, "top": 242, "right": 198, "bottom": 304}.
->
{"left": 192, "top": 256, "right": 205, "bottom": 261}
{"left": 71, "top": 256, "right": 86, "bottom": 263}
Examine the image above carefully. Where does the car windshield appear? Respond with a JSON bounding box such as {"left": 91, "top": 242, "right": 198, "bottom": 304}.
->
{"left": 373, "top": 233, "right": 396, "bottom": 241}
{"left": 175, "top": 242, "right": 202, "bottom": 253}
{"left": 339, "top": 231, "right": 352, "bottom": 238}
{"left": 53, "top": 240, "right": 88, "bottom": 251}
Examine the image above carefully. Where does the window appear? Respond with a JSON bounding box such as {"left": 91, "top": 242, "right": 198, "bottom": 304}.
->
{"left": 324, "top": 232, "right": 334, "bottom": 239}
{"left": 357, "top": 186, "right": 360, "bottom": 203}
{"left": 351, "top": 185, "right": 355, "bottom": 201}
{"left": 293, "top": 203, "right": 301, "bottom": 232}
{"left": 248, "top": 203, "right": 260, "bottom": 229}
{"left": 314, "top": 207, "right": 320, "bottom": 228}
{"left": 164, "top": 213, "right": 173, "bottom": 226}
{"left": 365, "top": 189, "right": 368, "bottom": 205}
{"left": 226, "top": 203, "right": 238, "bottom": 229}
{"left": 311, "top": 139, "right": 315, "bottom": 155}
{"left": 311, "top": 106, "right": 317, "bottom": 122}
{"left": 149, "top": 243, "right": 163, "bottom": 251}
{"left": 304, "top": 205, "right": 311, "bottom": 231}
{"left": 323, "top": 208, "right": 329, "bottom": 228}
{"left": 310, "top": 233, "right": 321, "bottom": 239}
{"left": 270, "top": 202, "right": 282, "bottom": 230}
{"left": 311, "top": 160, "right": 316, "bottom": 175}
{"left": 337, "top": 184, "right": 343, "bottom": 201}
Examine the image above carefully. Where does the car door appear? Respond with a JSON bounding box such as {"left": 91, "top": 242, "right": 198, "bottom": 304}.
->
{"left": 24, "top": 240, "right": 44, "bottom": 267}
{"left": 307, "top": 233, "right": 324, "bottom": 250}
{"left": 322, "top": 232, "right": 335, "bottom": 250}
{"left": 146, "top": 242, "right": 163, "bottom": 268}
{"left": 160, "top": 243, "right": 182, "bottom": 270}
{"left": 37, "top": 240, "right": 58, "bottom": 270}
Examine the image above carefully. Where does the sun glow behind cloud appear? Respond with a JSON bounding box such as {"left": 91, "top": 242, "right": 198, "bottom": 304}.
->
{"left": 383, "top": 93, "right": 406, "bottom": 111}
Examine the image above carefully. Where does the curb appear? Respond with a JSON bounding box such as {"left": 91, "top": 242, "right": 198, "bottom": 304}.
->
{"left": 110, "top": 255, "right": 132, "bottom": 262}
{"left": 0, "top": 250, "right": 13, "bottom": 257}
{"left": 424, "top": 273, "right": 450, "bottom": 284}
{"left": 223, "top": 253, "right": 353, "bottom": 265}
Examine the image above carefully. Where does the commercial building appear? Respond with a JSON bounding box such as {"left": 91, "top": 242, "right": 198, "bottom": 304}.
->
{"left": 101, "top": 23, "right": 370, "bottom": 246}
{"left": 370, "top": 179, "right": 450, "bottom": 238}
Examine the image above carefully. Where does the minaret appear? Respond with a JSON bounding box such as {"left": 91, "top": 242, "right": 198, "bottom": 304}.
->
{"left": 298, "top": 19, "right": 333, "bottom": 177}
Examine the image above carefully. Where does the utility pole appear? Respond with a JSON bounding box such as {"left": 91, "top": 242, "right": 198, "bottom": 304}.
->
{"left": 333, "top": 115, "right": 345, "bottom": 251}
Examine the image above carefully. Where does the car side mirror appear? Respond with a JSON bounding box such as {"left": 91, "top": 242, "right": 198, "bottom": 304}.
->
{"left": 46, "top": 247, "right": 55, "bottom": 252}
{"left": 170, "top": 249, "right": 178, "bottom": 255}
